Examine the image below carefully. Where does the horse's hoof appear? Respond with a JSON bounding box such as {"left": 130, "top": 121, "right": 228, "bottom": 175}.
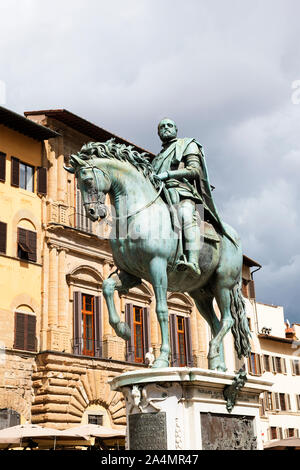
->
{"left": 115, "top": 321, "right": 131, "bottom": 341}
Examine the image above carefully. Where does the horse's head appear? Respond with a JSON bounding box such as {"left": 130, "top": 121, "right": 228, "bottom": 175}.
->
{"left": 64, "top": 153, "right": 111, "bottom": 222}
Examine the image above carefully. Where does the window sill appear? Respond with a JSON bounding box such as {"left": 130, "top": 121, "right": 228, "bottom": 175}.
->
{"left": 0, "top": 253, "right": 41, "bottom": 266}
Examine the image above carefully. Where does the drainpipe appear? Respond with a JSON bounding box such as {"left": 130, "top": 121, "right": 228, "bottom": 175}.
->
{"left": 250, "top": 266, "right": 262, "bottom": 335}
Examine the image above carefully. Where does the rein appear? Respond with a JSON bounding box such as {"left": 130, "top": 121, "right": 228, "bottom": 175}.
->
{"left": 111, "top": 182, "right": 164, "bottom": 221}
{"left": 78, "top": 164, "right": 164, "bottom": 220}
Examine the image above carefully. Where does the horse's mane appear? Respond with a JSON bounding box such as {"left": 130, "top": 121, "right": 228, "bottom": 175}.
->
{"left": 77, "top": 139, "right": 161, "bottom": 189}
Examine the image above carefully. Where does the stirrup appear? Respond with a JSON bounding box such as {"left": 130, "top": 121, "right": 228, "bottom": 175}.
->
{"left": 175, "top": 260, "right": 201, "bottom": 276}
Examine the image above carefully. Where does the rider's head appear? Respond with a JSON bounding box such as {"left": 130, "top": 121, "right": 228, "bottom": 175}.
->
{"left": 158, "top": 118, "right": 178, "bottom": 143}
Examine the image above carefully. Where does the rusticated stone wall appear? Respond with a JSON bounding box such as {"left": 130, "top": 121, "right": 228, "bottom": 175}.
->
{"left": 31, "top": 351, "right": 145, "bottom": 429}
{"left": 0, "top": 350, "right": 36, "bottom": 422}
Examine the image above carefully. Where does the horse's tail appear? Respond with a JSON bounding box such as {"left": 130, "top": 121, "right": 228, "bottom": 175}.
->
{"left": 230, "top": 283, "right": 251, "bottom": 359}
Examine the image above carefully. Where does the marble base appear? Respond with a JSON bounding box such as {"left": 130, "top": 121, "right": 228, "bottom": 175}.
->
{"left": 109, "top": 368, "right": 273, "bottom": 450}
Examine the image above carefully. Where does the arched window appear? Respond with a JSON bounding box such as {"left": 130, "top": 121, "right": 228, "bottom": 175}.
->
{"left": 17, "top": 219, "right": 37, "bottom": 263}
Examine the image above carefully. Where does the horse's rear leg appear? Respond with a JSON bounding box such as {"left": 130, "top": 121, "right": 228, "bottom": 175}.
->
{"left": 190, "top": 291, "right": 226, "bottom": 371}
{"left": 209, "top": 287, "right": 234, "bottom": 371}
{"left": 149, "top": 257, "right": 169, "bottom": 368}
{"left": 102, "top": 270, "right": 141, "bottom": 340}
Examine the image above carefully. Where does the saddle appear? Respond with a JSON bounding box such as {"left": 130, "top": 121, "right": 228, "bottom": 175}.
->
{"left": 203, "top": 221, "right": 220, "bottom": 243}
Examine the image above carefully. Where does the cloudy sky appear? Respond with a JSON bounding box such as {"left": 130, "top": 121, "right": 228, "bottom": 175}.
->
{"left": 1, "top": 0, "right": 300, "bottom": 324}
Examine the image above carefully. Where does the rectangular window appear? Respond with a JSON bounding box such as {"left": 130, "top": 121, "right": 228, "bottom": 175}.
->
{"left": 125, "top": 304, "right": 151, "bottom": 364}
{"left": 291, "top": 359, "right": 300, "bottom": 376}
{"left": 81, "top": 294, "right": 94, "bottom": 356}
{"left": 279, "top": 393, "right": 286, "bottom": 411}
{"left": 248, "top": 352, "right": 261, "bottom": 375}
{"left": 263, "top": 354, "right": 271, "bottom": 372}
{"left": 133, "top": 306, "right": 144, "bottom": 363}
{"left": 177, "top": 316, "right": 187, "bottom": 367}
{"left": 0, "top": 409, "right": 20, "bottom": 430}
{"left": 19, "top": 162, "right": 34, "bottom": 192}
{"left": 17, "top": 228, "right": 37, "bottom": 262}
{"left": 270, "top": 427, "right": 277, "bottom": 440}
{"left": 14, "top": 312, "right": 36, "bottom": 351}
{"left": 169, "top": 314, "right": 193, "bottom": 367}
{"left": 264, "top": 391, "right": 273, "bottom": 410}
{"left": 0, "top": 152, "right": 6, "bottom": 182}
{"left": 275, "top": 357, "right": 282, "bottom": 374}
{"left": 88, "top": 414, "right": 103, "bottom": 426}
{"left": 0, "top": 222, "right": 7, "bottom": 254}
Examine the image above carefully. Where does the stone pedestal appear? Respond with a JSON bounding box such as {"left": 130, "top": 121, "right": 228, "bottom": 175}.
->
{"left": 109, "top": 368, "right": 273, "bottom": 450}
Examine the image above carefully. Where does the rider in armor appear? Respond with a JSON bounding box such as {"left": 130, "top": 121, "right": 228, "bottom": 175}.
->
{"left": 152, "top": 118, "right": 232, "bottom": 276}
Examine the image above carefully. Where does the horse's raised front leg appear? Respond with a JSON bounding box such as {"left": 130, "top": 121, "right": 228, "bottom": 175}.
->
{"left": 209, "top": 287, "right": 234, "bottom": 371}
{"left": 102, "top": 270, "right": 141, "bottom": 341}
{"left": 149, "top": 257, "right": 169, "bottom": 368}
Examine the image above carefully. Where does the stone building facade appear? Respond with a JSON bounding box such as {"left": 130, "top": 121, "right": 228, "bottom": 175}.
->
{"left": 0, "top": 107, "right": 58, "bottom": 427}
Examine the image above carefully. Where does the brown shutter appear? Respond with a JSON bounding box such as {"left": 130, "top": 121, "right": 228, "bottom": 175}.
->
{"left": 73, "top": 291, "right": 82, "bottom": 355}
{"left": 26, "top": 315, "right": 36, "bottom": 351}
{"left": 142, "top": 307, "right": 151, "bottom": 362}
{"left": 14, "top": 312, "right": 25, "bottom": 350}
{"left": 27, "top": 230, "right": 37, "bottom": 262}
{"left": 125, "top": 303, "right": 134, "bottom": 362}
{"left": 0, "top": 152, "right": 6, "bottom": 182}
{"left": 291, "top": 359, "right": 296, "bottom": 375}
{"left": 248, "top": 280, "right": 256, "bottom": 299}
{"left": 11, "top": 157, "right": 19, "bottom": 187}
{"left": 0, "top": 222, "right": 7, "bottom": 254}
{"left": 184, "top": 316, "right": 193, "bottom": 367}
{"left": 94, "top": 296, "right": 102, "bottom": 358}
{"left": 37, "top": 167, "right": 47, "bottom": 196}
{"left": 169, "top": 314, "right": 179, "bottom": 367}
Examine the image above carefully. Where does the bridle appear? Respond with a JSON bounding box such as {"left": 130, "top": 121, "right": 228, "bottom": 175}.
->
{"left": 77, "top": 164, "right": 164, "bottom": 221}
{"left": 77, "top": 165, "right": 109, "bottom": 209}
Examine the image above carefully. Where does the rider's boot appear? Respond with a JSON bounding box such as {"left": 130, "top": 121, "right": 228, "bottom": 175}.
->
{"left": 176, "top": 221, "right": 202, "bottom": 276}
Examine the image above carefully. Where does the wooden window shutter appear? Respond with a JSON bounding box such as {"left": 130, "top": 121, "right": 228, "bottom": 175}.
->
{"left": 0, "top": 222, "right": 7, "bottom": 254}
{"left": 274, "top": 393, "right": 280, "bottom": 411}
{"left": 184, "top": 316, "right": 193, "bottom": 367}
{"left": 11, "top": 157, "right": 19, "bottom": 187}
{"left": 27, "top": 230, "right": 37, "bottom": 262}
{"left": 291, "top": 359, "right": 296, "bottom": 375}
{"left": 94, "top": 296, "right": 102, "bottom": 358}
{"left": 248, "top": 280, "right": 256, "bottom": 299}
{"left": 26, "top": 315, "right": 36, "bottom": 351}
{"left": 125, "top": 303, "right": 134, "bottom": 362}
{"left": 297, "top": 395, "right": 300, "bottom": 411}
{"left": 14, "top": 313, "right": 36, "bottom": 351}
{"left": 37, "top": 167, "right": 47, "bottom": 196}
{"left": 18, "top": 228, "right": 37, "bottom": 262}
{"left": 286, "top": 394, "right": 291, "bottom": 411}
{"left": 142, "top": 307, "right": 151, "bottom": 362}
{"left": 14, "top": 312, "right": 25, "bottom": 350}
{"left": 0, "top": 152, "right": 6, "bottom": 182}
{"left": 281, "top": 357, "right": 287, "bottom": 374}
{"left": 73, "top": 292, "right": 82, "bottom": 355}
{"left": 169, "top": 314, "right": 179, "bottom": 367}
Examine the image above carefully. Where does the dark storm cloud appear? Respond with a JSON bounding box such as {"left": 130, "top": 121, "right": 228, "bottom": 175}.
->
{"left": 1, "top": 0, "right": 299, "bottom": 322}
